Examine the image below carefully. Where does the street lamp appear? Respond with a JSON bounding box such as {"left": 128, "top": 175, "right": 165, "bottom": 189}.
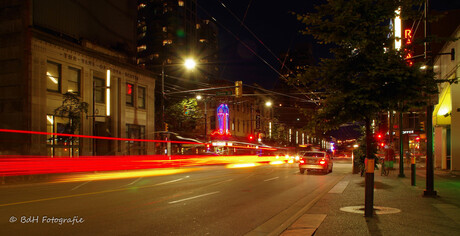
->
{"left": 160, "top": 58, "right": 196, "bottom": 155}
{"left": 196, "top": 94, "right": 208, "bottom": 141}
{"left": 161, "top": 58, "right": 197, "bottom": 131}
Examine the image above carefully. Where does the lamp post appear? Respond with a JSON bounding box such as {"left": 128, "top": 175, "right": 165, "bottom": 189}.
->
{"left": 196, "top": 95, "right": 208, "bottom": 142}
{"left": 160, "top": 58, "right": 196, "bottom": 155}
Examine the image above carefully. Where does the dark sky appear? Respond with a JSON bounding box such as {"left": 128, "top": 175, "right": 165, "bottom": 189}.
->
{"left": 197, "top": 0, "right": 460, "bottom": 89}
{"left": 198, "top": 0, "right": 326, "bottom": 89}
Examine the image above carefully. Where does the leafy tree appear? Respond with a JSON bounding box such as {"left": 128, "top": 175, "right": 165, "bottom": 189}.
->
{"left": 54, "top": 92, "right": 89, "bottom": 143}
{"left": 54, "top": 92, "right": 89, "bottom": 135}
{"left": 164, "top": 98, "right": 202, "bottom": 132}
{"left": 294, "top": 0, "right": 436, "bottom": 160}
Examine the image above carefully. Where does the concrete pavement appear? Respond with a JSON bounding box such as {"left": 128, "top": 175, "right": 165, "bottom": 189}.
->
{"left": 281, "top": 166, "right": 460, "bottom": 235}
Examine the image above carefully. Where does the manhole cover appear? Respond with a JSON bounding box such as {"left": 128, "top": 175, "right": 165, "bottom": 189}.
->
{"left": 340, "top": 206, "right": 401, "bottom": 215}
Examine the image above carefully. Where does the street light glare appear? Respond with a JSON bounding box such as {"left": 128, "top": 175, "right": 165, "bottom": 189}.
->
{"left": 265, "top": 101, "right": 272, "bottom": 107}
{"left": 184, "top": 58, "right": 196, "bottom": 69}
{"left": 196, "top": 95, "right": 202, "bottom": 100}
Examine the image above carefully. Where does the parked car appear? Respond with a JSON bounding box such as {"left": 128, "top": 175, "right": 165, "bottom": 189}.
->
{"left": 299, "top": 151, "right": 333, "bottom": 174}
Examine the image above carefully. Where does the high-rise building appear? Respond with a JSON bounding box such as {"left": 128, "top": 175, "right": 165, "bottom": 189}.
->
{"left": 136, "top": 0, "right": 219, "bottom": 132}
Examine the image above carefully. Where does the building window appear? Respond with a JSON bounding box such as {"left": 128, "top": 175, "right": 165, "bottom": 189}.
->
{"left": 162, "top": 39, "right": 172, "bottom": 46}
{"left": 47, "top": 61, "right": 61, "bottom": 92}
{"left": 68, "top": 67, "right": 80, "bottom": 95}
{"left": 126, "top": 83, "right": 134, "bottom": 106}
{"left": 178, "top": 0, "right": 184, "bottom": 6}
{"left": 138, "top": 86, "right": 146, "bottom": 109}
{"left": 94, "top": 77, "right": 105, "bottom": 104}
{"left": 138, "top": 3, "right": 146, "bottom": 10}
{"left": 162, "top": 26, "right": 167, "bottom": 32}
{"left": 137, "top": 45, "right": 147, "bottom": 52}
{"left": 196, "top": 23, "right": 201, "bottom": 29}
{"left": 126, "top": 124, "right": 145, "bottom": 155}
{"left": 46, "top": 115, "right": 80, "bottom": 157}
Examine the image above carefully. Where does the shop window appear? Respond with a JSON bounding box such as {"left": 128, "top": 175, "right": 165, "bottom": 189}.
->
{"left": 46, "top": 115, "right": 80, "bottom": 157}
{"left": 47, "top": 61, "right": 61, "bottom": 92}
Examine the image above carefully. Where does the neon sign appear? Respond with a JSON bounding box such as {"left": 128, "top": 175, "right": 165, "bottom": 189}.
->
{"left": 211, "top": 104, "right": 231, "bottom": 136}
{"left": 404, "top": 29, "right": 413, "bottom": 66}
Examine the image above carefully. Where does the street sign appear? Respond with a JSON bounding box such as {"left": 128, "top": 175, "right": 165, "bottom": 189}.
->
{"left": 216, "top": 91, "right": 232, "bottom": 96}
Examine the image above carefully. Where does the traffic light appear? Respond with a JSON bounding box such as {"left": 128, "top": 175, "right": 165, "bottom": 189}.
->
{"left": 165, "top": 123, "right": 169, "bottom": 131}
{"left": 380, "top": 142, "right": 385, "bottom": 148}
{"left": 235, "top": 81, "right": 242, "bottom": 98}
{"left": 248, "top": 134, "right": 254, "bottom": 141}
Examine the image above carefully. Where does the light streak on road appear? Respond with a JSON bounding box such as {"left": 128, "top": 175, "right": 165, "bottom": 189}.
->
{"left": 53, "top": 169, "right": 194, "bottom": 183}
{"left": 226, "top": 163, "right": 260, "bottom": 168}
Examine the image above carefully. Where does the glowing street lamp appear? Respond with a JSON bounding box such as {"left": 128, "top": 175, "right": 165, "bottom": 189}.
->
{"left": 184, "top": 58, "right": 197, "bottom": 70}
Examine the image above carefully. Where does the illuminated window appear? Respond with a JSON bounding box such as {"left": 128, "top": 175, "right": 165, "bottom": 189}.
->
{"left": 138, "top": 86, "right": 146, "bottom": 109}
{"left": 196, "top": 24, "right": 201, "bottom": 29}
{"left": 199, "top": 39, "right": 207, "bottom": 43}
{"left": 94, "top": 77, "right": 105, "bottom": 103}
{"left": 68, "top": 67, "right": 80, "bottom": 95}
{"left": 138, "top": 32, "right": 146, "bottom": 39}
{"left": 162, "top": 26, "right": 167, "bottom": 32}
{"left": 47, "top": 61, "right": 61, "bottom": 92}
{"left": 178, "top": 0, "right": 184, "bottom": 6}
{"left": 46, "top": 115, "right": 80, "bottom": 157}
{"left": 162, "top": 39, "right": 172, "bottom": 46}
{"left": 137, "top": 45, "right": 147, "bottom": 52}
{"left": 126, "top": 83, "right": 134, "bottom": 106}
{"left": 138, "top": 3, "right": 146, "bottom": 10}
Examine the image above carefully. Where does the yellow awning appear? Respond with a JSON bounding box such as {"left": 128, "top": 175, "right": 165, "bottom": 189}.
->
{"left": 433, "top": 84, "right": 451, "bottom": 126}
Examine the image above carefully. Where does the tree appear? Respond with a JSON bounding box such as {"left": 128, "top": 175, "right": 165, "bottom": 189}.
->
{"left": 295, "top": 0, "right": 437, "bottom": 216}
{"left": 54, "top": 92, "right": 89, "bottom": 143}
{"left": 164, "top": 98, "right": 202, "bottom": 133}
{"left": 54, "top": 92, "right": 89, "bottom": 134}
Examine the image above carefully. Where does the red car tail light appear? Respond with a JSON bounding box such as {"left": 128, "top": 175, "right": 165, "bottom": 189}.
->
{"left": 319, "top": 159, "right": 326, "bottom": 165}
{"left": 300, "top": 159, "right": 305, "bottom": 164}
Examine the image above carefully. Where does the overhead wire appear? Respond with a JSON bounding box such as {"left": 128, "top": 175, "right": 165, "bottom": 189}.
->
{"left": 197, "top": 1, "right": 320, "bottom": 104}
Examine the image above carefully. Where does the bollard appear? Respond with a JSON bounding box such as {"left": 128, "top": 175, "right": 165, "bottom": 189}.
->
{"left": 411, "top": 156, "right": 416, "bottom": 186}
{"left": 365, "top": 158, "right": 374, "bottom": 217}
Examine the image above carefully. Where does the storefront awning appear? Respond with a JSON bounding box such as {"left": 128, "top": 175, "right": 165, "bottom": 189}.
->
{"left": 433, "top": 84, "right": 451, "bottom": 126}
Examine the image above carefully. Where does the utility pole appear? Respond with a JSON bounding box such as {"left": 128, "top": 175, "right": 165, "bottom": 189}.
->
{"left": 423, "top": 0, "right": 437, "bottom": 197}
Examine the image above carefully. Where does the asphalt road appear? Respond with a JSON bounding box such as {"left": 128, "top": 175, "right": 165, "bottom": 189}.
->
{"left": 0, "top": 159, "right": 353, "bottom": 235}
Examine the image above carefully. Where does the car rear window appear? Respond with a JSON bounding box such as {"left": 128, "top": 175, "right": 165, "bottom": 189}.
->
{"left": 303, "top": 152, "right": 325, "bottom": 158}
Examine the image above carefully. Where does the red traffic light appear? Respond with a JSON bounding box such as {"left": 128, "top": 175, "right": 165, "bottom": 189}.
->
{"left": 415, "top": 137, "right": 420, "bottom": 141}
{"left": 380, "top": 142, "right": 385, "bottom": 147}
{"left": 377, "top": 134, "right": 382, "bottom": 139}
{"left": 248, "top": 135, "right": 254, "bottom": 140}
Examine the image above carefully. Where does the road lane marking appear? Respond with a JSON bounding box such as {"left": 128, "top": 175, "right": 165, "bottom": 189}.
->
{"left": 264, "top": 177, "right": 279, "bottom": 182}
{"left": 168, "top": 191, "right": 220, "bottom": 204}
{"left": 126, "top": 177, "right": 143, "bottom": 186}
{"left": 70, "top": 181, "right": 92, "bottom": 191}
{"left": 328, "top": 181, "right": 349, "bottom": 193}
{"left": 0, "top": 175, "right": 234, "bottom": 207}
{"left": 155, "top": 176, "right": 188, "bottom": 186}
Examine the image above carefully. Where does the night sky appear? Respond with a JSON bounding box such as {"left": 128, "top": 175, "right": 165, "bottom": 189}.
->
{"left": 197, "top": 0, "right": 460, "bottom": 89}
{"left": 198, "top": 0, "right": 326, "bottom": 89}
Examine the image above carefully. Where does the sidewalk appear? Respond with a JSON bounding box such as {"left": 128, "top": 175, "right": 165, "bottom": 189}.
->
{"left": 282, "top": 167, "right": 460, "bottom": 236}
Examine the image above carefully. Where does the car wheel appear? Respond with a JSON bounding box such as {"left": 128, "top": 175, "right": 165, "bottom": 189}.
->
{"left": 300, "top": 169, "right": 305, "bottom": 174}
